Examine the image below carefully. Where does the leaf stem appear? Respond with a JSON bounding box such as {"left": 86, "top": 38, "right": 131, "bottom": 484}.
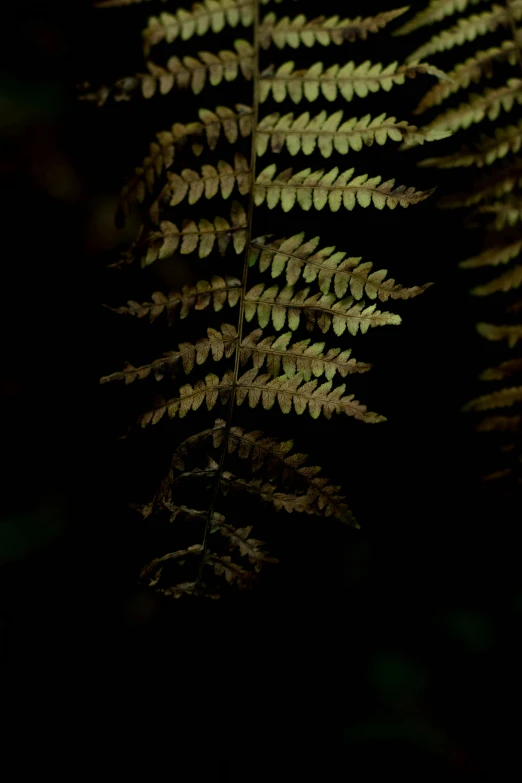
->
{"left": 195, "top": 0, "right": 261, "bottom": 594}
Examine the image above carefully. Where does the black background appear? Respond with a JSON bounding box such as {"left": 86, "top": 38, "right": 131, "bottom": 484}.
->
{"left": 1, "top": 1, "right": 520, "bottom": 778}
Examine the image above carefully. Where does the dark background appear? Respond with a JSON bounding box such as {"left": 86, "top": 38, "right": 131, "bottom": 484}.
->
{"left": 1, "top": 0, "right": 520, "bottom": 778}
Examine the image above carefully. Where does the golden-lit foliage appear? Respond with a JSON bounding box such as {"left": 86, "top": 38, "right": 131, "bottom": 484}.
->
{"left": 91, "top": 0, "right": 443, "bottom": 596}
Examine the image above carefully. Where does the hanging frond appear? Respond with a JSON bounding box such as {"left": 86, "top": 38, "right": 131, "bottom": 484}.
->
{"left": 143, "top": 4, "right": 410, "bottom": 53}
{"left": 239, "top": 328, "right": 372, "bottom": 380}
{"left": 144, "top": 493, "right": 274, "bottom": 570}
{"left": 120, "top": 104, "right": 253, "bottom": 215}
{"left": 140, "top": 201, "right": 248, "bottom": 265}
{"left": 405, "top": 1, "right": 522, "bottom": 63}
{"left": 140, "top": 541, "right": 252, "bottom": 596}
{"left": 207, "top": 553, "right": 258, "bottom": 589}
{"left": 256, "top": 110, "right": 450, "bottom": 158}
{"left": 142, "top": 40, "right": 254, "bottom": 97}
{"left": 470, "top": 265, "right": 522, "bottom": 295}
{"left": 460, "top": 238, "right": 522, "bottom": 268}
{"left": 209, "top": 519, "right": 276, "bottom": 567}
{"left": 476, "top": 196, "right": 522, "bottom": 230}
{"left": 476, "top": 322, "right": 522, "bottom": 347}
{"left": 138, "top": 371, "right": 234, "bottom": 426}
{"left": 159, "top": 419, "right": 357, "bottom": 525}
{"left": 140, "top": 543, "right": 204, "bottom": 571}
{"left": 82, "top": 40, "right": 255, "bottom": 104}
{"left": 160, "top": 153, "right": 251, "bottom": 207}
{"left": 143, "top": 0, "right": 256, "bottom": 54}
{"left": 225, "top": 423, "right": 357, "bottom": 524}
{"left": 139, "top": 368, "right": 385, "bottom": 425}
{"left": 243, "top": 282, "right": 402, "bottom": 335}
{"left": 462, "top": 386, "right": 522, "bottom": 411}
{"left": 393, "top": 0, "right": 487, "bottom": 36}
{"left": 418, "top": 120, "right": 522, "bottom": 169}
{"left": 140, "top": 545, "right": 204, "bottom": 595}
{"left": 249, "top": 233, "right": 433, "bottom": 300}
{"left": 439, "top": 158, "right": 522, "bottom": 207}
{"left": 235, "top": 368, "right": 385, "bottom": 422}
{"left": 107, "top": 276, "right": 241, "bottom": 325}
{"left": 155, "top": 448, "right": 338, "bottom": 520}
{"left": 414, "top": 40, "right": 520, "bottom": 114}
{"left": 414, "top": 78, "right": 522, "bottom": 136}
{"left": 254, "top": 164, "right": 435, "bottom": 212}
{"left": 93, "top": 0, "right": 442, "bottom": 594}
{"left": 259, "top": 59, "right": 448, "bottom": 105}
{"left": 221, "top": 471, "right": 337, "bottom": 514}
{"left": 100, "top": 324, "right": 238, "bottom": 384}
{"left": 258, "top": 8, "right": 409, "bottom": 50}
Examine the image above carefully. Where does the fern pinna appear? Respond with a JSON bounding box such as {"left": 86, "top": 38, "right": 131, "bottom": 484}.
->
{"left": 398, "top": 0, "right": 522, "bottom": 491}
{"left": 88, "top": 0, "right": 445, "bottom": 598}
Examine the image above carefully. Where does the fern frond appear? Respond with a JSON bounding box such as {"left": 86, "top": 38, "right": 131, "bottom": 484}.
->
{"left": 143, "top": 5, "right": 409, "bottom": 54}
{"left": 259, "top": 8, "right": 409, "bottom": 50}
{"left": 191, "top": 104, "right": 254, "bottom": 150}
{"left": 143, "top": 40, "right": 254, "bottom": 97}
{"left": 244, "top": 282, "right": 402, "bottom": 335}
{"left": 225, "top": 424, "right": 357, "bottom": 524}
{"left": 256, "top": 110, "right": 449, "bottom": 158}
{"left": 94, "top": 0, "right": 443, "bottom": 593}
{"left": 120, "top": 104, "right": 253, "bottom": 216}
{"left": 108, "top": 276, "right": 241, "bottom": 324}
{"left": 439, "top": 158, "right": 522, "bottom": 207}
{"left": 405, "top": 1, "right": 522, "bottom": 63}
{"left": 476, "top": 196, "right": 522, "bottom": 230}
{"left": 463, "top": 386, "right": 522, "bottom": 411}
{"left": 150, "top": 487, "right": 274, "bottom": 555}
{"left": 140, "top": 543, "right": 203, "bottom": 576}
{"left": 221, "top": 471, "right": 331, "bottom": 514}
{"left": 139, "top": 371, "right": 234, "bottom": 426}
{"left": 140, "top": 540, "right": 247, "bottom": 596}
{"left": 79, "top": 39, "right": 255, "bottom": 103}
{"left": 100, "top": 324, "right": 238, "bottom": 384}
{"left": 414, "top": 40, "right": 520, "bottom": 114}
{"left": 470, "top": 265, "right": 522, "bottom": 295}
{"left": 159, "top": 419, "right": 357, "bottom": 525}
{"left": 139, "top": 368, "right": 384, "bottom": 424}
{"left": 259, "top": 60, "right": 448, "bottom": 105}
{"left": 460, "top": 238, "right": 522, "bottom": 268}
{"left": 477, "top": 322, "right": 522, "bottom": 346}
{"left": 239, "top": 328, "right": 372, "bottom": 380}
{"left": 393, "top": 0, "right": 486, "bottom": 35}
{"left": 209, "top": 518, "right": 276, "bottom": 567}
{"left": 249, "top": 234, "right": 433, "bottom": 299}
{"left": 480, "top": 358, "right": 522, "bottom": 380}
{"left": 235, "top": 368, "right": 385, "bottom": 422}
{"left": 254, "top": 164, "right": 435, "bottom": 212}
{"left": 161, "top": 152, "right": 251, "bottom": 207}
{"left": 143, "top": 0, "right": 256, "bottom": 54}
{"left": 208, "top": 553, "right": 257, "bottom": 588}
{"left": 418, "top": 120, "right": 522, "bottom": 168}
{"left": 142, "top": 201, "right": 248, "bottom": 265}
{"left": 416, "top": 78, "right": 522, "bottom": 136}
